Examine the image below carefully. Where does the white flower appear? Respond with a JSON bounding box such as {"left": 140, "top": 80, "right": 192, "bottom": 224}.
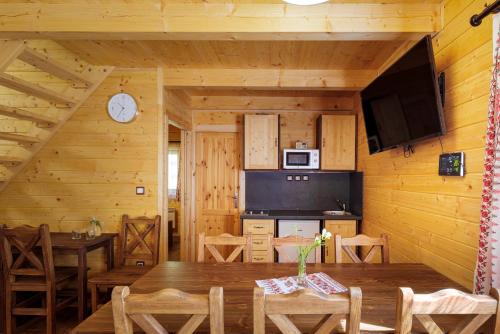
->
{"left": 322, "top": 229, "right": 332, "bottom": 240}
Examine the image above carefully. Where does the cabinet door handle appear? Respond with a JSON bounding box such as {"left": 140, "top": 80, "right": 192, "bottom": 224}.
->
{"left": 322, "top": 138, "right": 326, "bottom": 147}
{"left": 274, "top": 138, "right": 278, "bottom": 147}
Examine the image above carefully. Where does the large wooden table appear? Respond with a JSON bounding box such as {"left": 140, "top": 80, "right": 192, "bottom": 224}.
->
{"left": 71, "top": 261, "right": 466, "bottom": 333}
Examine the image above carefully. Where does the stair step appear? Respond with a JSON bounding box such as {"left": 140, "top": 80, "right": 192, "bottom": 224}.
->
{"left": 0, "top": 132, "right": 40, "bottom": 144}
{"left": 18, "top": 48, "right": 93, "bottom": 86}
{"left": 0, "top": 72, "right": 79, "bottom": 106}
{"left": 0, "top": 155, "right": 24, "bottom": 167}
{"left": 0, "top": 40, "right": 25, "bottom": 71}
{"left": 0, "top": 104, "right": 58, "bottom": 127}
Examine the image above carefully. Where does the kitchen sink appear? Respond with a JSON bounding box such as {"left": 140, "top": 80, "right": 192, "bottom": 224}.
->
{"left": 323, "top": 210, "right": 350, "bottom": 216}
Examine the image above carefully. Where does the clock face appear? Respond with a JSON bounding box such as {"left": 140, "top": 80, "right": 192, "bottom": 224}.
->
{"left": 107, "top": 93, "right": 138, "bottom": 123}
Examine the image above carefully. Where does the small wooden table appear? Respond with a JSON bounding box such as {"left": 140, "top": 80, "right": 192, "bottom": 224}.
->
{"left": 50, "top": 233, "right": 117, "bottom": 322}
{"left": 71, "top": 262, "right": 465, "bottom": 333}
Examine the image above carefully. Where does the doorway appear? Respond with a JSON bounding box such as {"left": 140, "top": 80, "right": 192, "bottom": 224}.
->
{"left": 167, "top": 124, "right": 182, "bottom": 260}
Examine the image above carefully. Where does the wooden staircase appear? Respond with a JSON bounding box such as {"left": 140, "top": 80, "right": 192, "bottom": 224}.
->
{"left": 0, "top": 40, "right": 113, "bottom": 192}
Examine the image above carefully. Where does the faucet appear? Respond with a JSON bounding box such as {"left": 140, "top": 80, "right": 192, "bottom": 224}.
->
{"left": 336, "top": 200, "right": 346, "bottom": 212}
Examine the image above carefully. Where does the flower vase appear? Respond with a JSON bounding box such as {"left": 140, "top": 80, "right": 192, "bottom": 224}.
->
{"left": 86, "top": 223, "right": 96, "bottom": 240}
{"left": 297, "top": 252, "right": 307, "bottom": 287}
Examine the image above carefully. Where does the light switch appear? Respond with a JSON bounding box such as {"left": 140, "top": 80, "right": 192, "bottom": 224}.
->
{"left": 136, "top": 186, "right": 145, "bottom": 195}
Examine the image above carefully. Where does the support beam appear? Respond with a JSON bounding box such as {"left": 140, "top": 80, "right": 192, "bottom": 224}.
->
{"left": 164, "top": 68, "right": 377, "bottom": 90}
{"left": 0, "top": 40, "right": 25, "bottom": 71}
{"left": 0, "top": 2, "right": 441, "bottom": 41}
{"left": 18, "top": 48, "right": 93, "bottom": 86}
{"left": 0, "top": 132, "right": 40, "bottom": 145}
{"left": 0, "top": 104, "right": 58, "bottom": 127}
{"left": 0, "top": 72, "right": 78, "bottom": 106}
{"left": 0, "top": 155, "right": 24, "bottom": 167}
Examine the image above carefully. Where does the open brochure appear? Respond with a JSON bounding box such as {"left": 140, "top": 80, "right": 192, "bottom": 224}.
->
{"left": 256, "top": 272, "right": 348, "bottom": 295}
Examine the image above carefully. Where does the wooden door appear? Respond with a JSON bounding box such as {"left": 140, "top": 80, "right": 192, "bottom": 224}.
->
{"left": 244, "top": 114, "right": 279, "bottom": 170}
{"left": 195, "top": 132, "right": 241, "bottom": 262}
{"left": 324, "top": 220, "right": 357, "bottom": 263}
{"left": 320, "top": 115, "right": 356, "bottom": 170}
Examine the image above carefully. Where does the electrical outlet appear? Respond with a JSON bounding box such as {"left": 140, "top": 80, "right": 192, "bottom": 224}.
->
{"left": 302, "top": 175, "right": 309, "bottom": 181}
{"left": 286, "top": 175, "right": 293, "bottom": 181}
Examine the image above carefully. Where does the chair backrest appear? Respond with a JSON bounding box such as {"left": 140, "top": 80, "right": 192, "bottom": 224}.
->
{"left": 0, "top": 224, "right": 55, "bottom": 287}
{"left": 112, "top": 286, "right": 224, "bottom": 334}
{"left": 335, "top": 234, "right": 389, "bottom": 263}
{"left": 395, "top": 287, "right": 500, "bottom": 334}
{"left": 197, "top": 233, "right": 251, "bottom": 263}
{"left": 119, "top": 215, "right": 161, "bottom": 267}
{"left": 271, "top": 235, "right": 321, "bottom": 263}
{"left": 254, "top": 287, "right": 362, "bottom": 334}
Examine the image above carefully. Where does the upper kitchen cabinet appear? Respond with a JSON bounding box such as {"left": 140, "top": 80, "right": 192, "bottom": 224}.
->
{"left": 317, "top": 115, "right": 356, "bottom": 171}
{"left": 244, "top": 114, "right": 279, "bottom": 170}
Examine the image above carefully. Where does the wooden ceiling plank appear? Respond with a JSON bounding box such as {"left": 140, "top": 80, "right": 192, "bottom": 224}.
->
{"left": 164, "top": 68, "right": 377, "bottom": 90}
{"left": 0, "top": 2, "right": 441, "bottom": 40}
{"left": 17, "top": 48, "right": 93, "bottom": 86}
{"left": 0, "top": 72, "right": 78, "bottom": 106}
{"left": 0, "top": 104, "right": 58, "bottom": 127}
{"left": 0, "top": 132, "right": 40, "bottom": 145}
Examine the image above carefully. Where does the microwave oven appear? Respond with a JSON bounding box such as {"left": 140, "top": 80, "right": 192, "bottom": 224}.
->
{"left": 283, "top": 149, "right": 320, "bottom": 169}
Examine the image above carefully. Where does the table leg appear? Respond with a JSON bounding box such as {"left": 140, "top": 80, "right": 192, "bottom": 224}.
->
{"left": 77, "top": 249, "right": 88, "bottom": 322}
{"left": 106, "top": 238, "right": 114, "bottom": 271}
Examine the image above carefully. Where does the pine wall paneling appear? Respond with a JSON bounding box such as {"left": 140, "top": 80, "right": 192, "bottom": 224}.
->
{"left": 0, "top": 68, "right": 160, "bottom": 272}
{"left": 356, "top": 0, "right": 492, "bottom": 288}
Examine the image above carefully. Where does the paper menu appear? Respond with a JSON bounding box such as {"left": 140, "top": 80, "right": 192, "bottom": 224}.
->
{"left": 256, "top": 272, "right": 347, "bottom": 295}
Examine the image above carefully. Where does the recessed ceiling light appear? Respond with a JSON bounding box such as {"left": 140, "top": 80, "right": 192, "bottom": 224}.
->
{"left": 283, "top": 0, "right": 328, "bottom": 5}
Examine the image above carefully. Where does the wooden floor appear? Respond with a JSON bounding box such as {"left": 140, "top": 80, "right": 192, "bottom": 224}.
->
{"left": 11, "top": 312, "right": 79, "bottom": 334}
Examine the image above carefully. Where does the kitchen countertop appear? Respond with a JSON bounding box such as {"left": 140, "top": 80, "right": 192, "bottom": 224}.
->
{"left": 240, "top": 210, "right": 362, "bottom": 220}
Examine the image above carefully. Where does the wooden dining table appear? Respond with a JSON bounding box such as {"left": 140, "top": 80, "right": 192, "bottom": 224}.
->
{"left": 71, "top": 261, "right": 468, "bottom": 334}
{"left": 50, "top": 232, "right": 117, "bottom": 321}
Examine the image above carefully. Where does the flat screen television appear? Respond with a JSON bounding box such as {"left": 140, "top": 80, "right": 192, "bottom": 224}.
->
{"left": 361, "top": 35, "right": 445, "bottom": 155}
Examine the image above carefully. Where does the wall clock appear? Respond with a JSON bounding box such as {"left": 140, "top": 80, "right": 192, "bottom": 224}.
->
{"left": 107, "top": 93, "right": 138, "bottom": 123}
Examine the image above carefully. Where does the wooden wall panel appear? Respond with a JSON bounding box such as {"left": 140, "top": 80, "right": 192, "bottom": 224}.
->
{"left": 0, "top": 69, "right": 160, "bottom": 272}
{"left": 356, "top": 0, "right": 491, "bottom": 288}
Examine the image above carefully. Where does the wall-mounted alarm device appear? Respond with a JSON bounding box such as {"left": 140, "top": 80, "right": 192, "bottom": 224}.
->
{"left": 439, "top": 152, "right": 465, "bottom": 176}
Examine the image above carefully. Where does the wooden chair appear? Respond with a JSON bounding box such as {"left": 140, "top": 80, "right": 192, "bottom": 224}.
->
{"left": 197, "top": 232, "right": 252, "bottom": 263}
{"left": 335, "top": 233, "right": 389, "bottom": 263}
{"left": 254, "top": 287, "right": 362, "bottom": 334}
{"left": 89, "top": 214, "right": 161, "bottom": 313}
{"left": 112, "top": 286, "right": 224, "bottom": 334}
{"left": 270, "top": 234, "right": 321, "bottom": 263}
{"left": 395, "top": 287, "right": 500, "bottom": 334}
{"left": 0, "top": 224, "right": 78, "bottom": 334}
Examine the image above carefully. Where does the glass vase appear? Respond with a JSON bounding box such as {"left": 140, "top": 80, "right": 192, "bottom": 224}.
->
{"left": 297, "top": 252, "right": 307, "bottom": 287}
{"left": 86, "top": 223, "right": 96, "bottom": 240}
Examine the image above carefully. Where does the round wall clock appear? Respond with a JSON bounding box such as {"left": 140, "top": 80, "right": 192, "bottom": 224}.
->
{"left": 107, "top": 93, "right": 138, "bottom": 123}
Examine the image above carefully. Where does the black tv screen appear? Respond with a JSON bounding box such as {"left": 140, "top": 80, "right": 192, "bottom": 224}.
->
{"left": 361, "top": 35, "right": 445, "bottom": 155}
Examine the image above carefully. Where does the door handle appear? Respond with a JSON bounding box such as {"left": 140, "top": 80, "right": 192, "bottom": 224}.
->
{"left": 229, "top": 192, "right": 239, "bottom": 209}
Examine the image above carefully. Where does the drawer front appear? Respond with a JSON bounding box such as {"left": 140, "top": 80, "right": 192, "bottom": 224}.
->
{"left": 251, "top": 250, "right": 270, "bottom": 263}
{"left": 251, "top": 235, "right": 270, "bottom": 251}
{"left": 243, "top": 219, "right": 274, "bottom": 235}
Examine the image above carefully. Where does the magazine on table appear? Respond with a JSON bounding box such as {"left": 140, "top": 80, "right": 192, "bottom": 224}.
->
{"left": 256, "top": 272, "right": 347, "bottom": 295}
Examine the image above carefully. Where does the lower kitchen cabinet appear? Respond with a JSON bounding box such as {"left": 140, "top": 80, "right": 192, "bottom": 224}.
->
{"left": 242, "top": 219, "right": 275, "bottom": 262}
{"left": 324, "top": 220, "right": 357, "bottom": 263}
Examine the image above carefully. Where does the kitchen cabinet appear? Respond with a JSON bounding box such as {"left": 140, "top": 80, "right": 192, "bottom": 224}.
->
{"left": 324, "top": 220, "right": 357, "bottom": 263}
{"left": 242, "top": 219, "right": 275, "bottom": 262}
{"left": 244, "top": 114, "right": 279, "bottom": 170}
{"left": 317, "top": 115, "right": 356, "bottom": 170}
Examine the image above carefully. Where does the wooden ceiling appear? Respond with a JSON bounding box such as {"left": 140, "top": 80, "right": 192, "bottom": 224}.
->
{"left": 59, "top": 40, "right": 403, "bottom": 69}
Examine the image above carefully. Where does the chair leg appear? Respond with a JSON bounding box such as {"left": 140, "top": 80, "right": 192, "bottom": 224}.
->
{"left": 5, "top": 288, "right": 13, "bottom": 334}
{"left": 91, "top": 283, "right": 98, "bottom": 313}
{"left": 46, "top": 290, "right": 56, "bottom": 334}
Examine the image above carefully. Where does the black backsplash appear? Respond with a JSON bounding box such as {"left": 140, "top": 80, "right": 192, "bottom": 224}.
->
{"left": 245, "top": 171, "right": 363, "bottom": 214}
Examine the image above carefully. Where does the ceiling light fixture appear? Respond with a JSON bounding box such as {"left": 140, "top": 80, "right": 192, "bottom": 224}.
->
{"left": 283, "top": 0, "right": 328, "bottom": 5}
